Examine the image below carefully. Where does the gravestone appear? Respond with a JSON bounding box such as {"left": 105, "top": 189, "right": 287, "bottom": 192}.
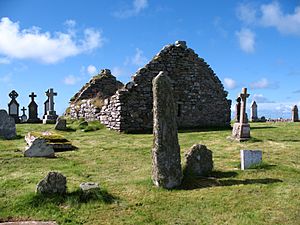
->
{"left": 54, "top": 117, "right": 67, "bottom": 130}
{"left": 240, "top": 150, "right": 262, "bottom": 170}
{"left": 0, "top": 109, "right": 16, "bottom": 139}
{"left": 24, "top": 138, "right": 55, "bottom": 158}
{"left": 36, "top": 172, "right": 67, "bottom": 195}
{"left": 43, "top": 88, "right": 58, "bottom": 124}
{"left": 232, "top": 88, "right": 251, "bottom": 141}
{"left": 184, "top": 144, "right": 213, "bottom": 176}
{"left": 250, "top": 101, "right": 258, "bottom": 122}
{"left": 152, "top": 71, "right": 182, "bottom": 189}
{"left": 8, "top": 90, "right": 20, "bottom": 123}
{"left": 291, "top": 105, "right": 299, "bottom": 122}
{"left": 20, "top": 106, "right": 27, "bottom": 123}
{"left": 44, "top": 97, "right": 49, "bottom": 119}
{"left": 27, "top": 92, "right": 41, "bottom": 123}
{"left": 235, "top": 97, "right": 241, "bottom": 122}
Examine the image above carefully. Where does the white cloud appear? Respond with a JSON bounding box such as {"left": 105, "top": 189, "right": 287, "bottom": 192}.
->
{"left": 113, "top": 0, "right": 148, "bottom": 18}
{"left": 223, "top": 77, "right": 237, "bottom": 89}
{"left": 250, "top": 78, "right": 279, "bottom": 89}
{"left": 236, "top": 3, "right": 257, "bottom": 24}
{"left": 0, "top": 57, "right": 10, "bottom": 64}
{"left": 64, "top": 75, "right": 81, "bottom": 85}
{"left": 260, "top": 2, "right": 300, "bottom": 36}
{"left": 236, "top": 28, "right": 255, "bottom": 53}
{"left": 132, "top": 48, "right": 147, "bottom": 66}
{"left": 111, "top": 66, "right": 123, "bottom": 77}
{"left": 0, "top": 17, "right": 103, "bottom": 64}
{"left": 87, "top": 65, "right": 97, "bottom": 75}
{"left": 252, "top": 94, "right": 274, "bottom": 103}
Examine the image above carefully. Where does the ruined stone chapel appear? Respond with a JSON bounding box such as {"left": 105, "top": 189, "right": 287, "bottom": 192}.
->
{"left": 67, "top": 41, "right": 231, "bottom": 132}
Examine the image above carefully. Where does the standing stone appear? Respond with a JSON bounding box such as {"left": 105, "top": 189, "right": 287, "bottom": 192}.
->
{"left": 184, "top": 144, "right": 213, "bottom": 176}
{"left": 27, "top": 92, "right": 41, "bottom": 123}
{"left": 24, "top": 138, "right": 55, "bottom": 158}
{"left": 240, "top": 150, "right": 262, "bottom": 170}
{"left": 43, "top": 88, "right": 58, "bottom": 124}
{"left": 44, "top": 97, "right": 49, "bottom": 119}
{"left": 232, "top": 88, "right": 251, "bottom": 141}
{"left": 152, "top": 71, "right": 182, "bottom": 189}
{"left": 54, "top": 117, "right": 67, "bottom": 130}
{"left": 291, "top": 105, "right": 299, "bottom": 122}
{"left": 235, "top": 97, "right": 241, "bottom": 122}
{"left": 20, "top": 106, "right": 27, "bottom": 123}
{"left": 8, "top": 90, "right": 20, "bottom": 123}
{"left": 36, "top": 172, "right": 67, "bottom": 195}
{"left": 250, "top": 101, "right": 258, "bottom": 122}
{"left": 0, "top": 109, "right": 16, "bottom": 139}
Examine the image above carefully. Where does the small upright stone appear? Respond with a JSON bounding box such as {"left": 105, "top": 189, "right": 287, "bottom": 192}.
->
{"left": 184, "top": 144, "right": 213, "bottom": 176}
{"left": 24, "top": 138, "right": 55, "bottom": 158}
{"left": 20, "top": 106, "right": 27, "bottom": 123}
{"left": 0, "top": 109, "right": 16, "bottom": 139}
{"left": 54, "top": 117, "right": 67, "bottom": 130}
{"left": 291, "top": 105, "right": 299, "bottom": 122}
{"left": 240, "top": 150, "right": 262, "bottom": 170}
{"left": 36, "top": 172, "right": 67, "bottom": 195}
{"left": 152, "top": 71, "right": 182, "bottom": 189}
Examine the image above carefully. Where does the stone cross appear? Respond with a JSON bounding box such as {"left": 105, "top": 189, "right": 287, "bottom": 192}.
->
{"left": 9, "top": 90, "right": 18, "bottom": 100}
{"left": 250, "top": 101, "right": 258, "bottom": 122}
{"left": 239, "top": 88, "right": 250, "bottom": 124}
{"left": 292, "top": 105, "right": 299, "bottom": 122}
{"left": 21, "top": 106, "right": 27, "bottom": 116}
{"left": 27, "top": 91, "right": 40, "bottom": 123}
{"left": 46, "top": 88, "right": 57, "bottom": 112}
{"left": 29, "top": 92, "right": 37, "bottom": 101}
{"left": 8, "top": 90, "right": 20, "bottom": 123}
{"left": 152, "top": 71, "right": 182, "bottom": 189}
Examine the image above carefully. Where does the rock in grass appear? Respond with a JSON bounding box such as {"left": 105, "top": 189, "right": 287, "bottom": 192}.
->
{"left": 184, "top": 144, "right": 213, "bottom": 176}
{"left": 0, "top": 109, "right": 16, "bottom": 139}
{"left": 80, "top": 182, "right": 99, "bottom": 192}
{"left": 54, "top": 117, "right": 67, "bottom": 130}
{"left": 36, "top": 172, "right": 67, "bottom": 195}
{"left": 24, "top": 138, "right": 55, "bottom": 158}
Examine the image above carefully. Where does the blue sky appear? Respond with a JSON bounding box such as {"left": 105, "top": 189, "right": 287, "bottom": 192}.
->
{"left": 0, "top": 0, "right": 299, "bottom": 119}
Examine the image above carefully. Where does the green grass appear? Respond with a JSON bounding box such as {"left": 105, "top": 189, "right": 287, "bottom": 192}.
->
{"left": 0, "top": 122, "right": 299, "bottom": 225}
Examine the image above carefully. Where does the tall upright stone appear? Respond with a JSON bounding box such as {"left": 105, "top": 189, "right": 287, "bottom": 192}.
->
{"left": 250, "top": 101, "right": 258, "bottom": 122}
{"left": 235, "top": 97, "right": 241, "bottom": 122}
{"left": 232, "top": 88, "right": 250, "bottom": 141}
{"left": 43, "top": 88, "right": 58, "bottom": 124}
{"left": 27, "top": 92, "right": 41, "bottom": 123}
{"left": 292, "top": 105, "right": 299, "bottom": 122}
{"left": 44, "top": 97, "right": 49, "bottom": 119}
{"left": 152, "top": 71, "right": 182, "bottom": 189}
{"left": 8, "top": 90, "right": 20, "bottom": 123}
{"left": 20, "top": 106, "right": 27, "bottom": 123}
{"left": 0, "top": 109, "right": 16, "bottom": 139}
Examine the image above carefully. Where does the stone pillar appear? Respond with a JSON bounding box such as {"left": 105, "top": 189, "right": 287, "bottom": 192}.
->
{"left": 292, "top": 105, "right": 299, "bottom": 122}
{"left": 235, "top": 97, "right": 241, "bottom": 122}
{"left": 152, "top": 71, "right": 182, "bottom": 189}
{"left": 250, "top": 101, "right": 258, "bottom": 122}
{"left": 232, "top": 88, "right": 251, "bottom": 141}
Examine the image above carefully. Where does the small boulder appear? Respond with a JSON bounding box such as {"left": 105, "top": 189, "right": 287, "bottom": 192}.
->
{"left": 80, "top": 182, "right": 99, "bottom": 192}
{"left": 184, "top": 144, "right": 213, "bottom": 176}
{"left": 24, "top": 138, "right": 55, "bottom": 158}
{"left": 54, "top": 117, "right": 67, "bottom": 130}
{"left": 36, "top": 172, "right": 67, "bottom": 195}
{"left": 0, "top": 109, "right": 16, "bottom": 139}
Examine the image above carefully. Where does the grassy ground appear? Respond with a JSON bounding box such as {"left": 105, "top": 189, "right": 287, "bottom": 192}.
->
{"left": 0, "top": 121, "right": 299, "bottom": 225}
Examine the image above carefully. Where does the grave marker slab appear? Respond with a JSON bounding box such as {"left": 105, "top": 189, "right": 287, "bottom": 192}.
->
{"left": 27, "top": 92, "right": 41, "bottom": 123}
{"left": 240, "top": 150, "right": 262, "bottom": 170}
{"left": 0, "top": 109, "right": 16, "bottom": 139}
{"left": 43, "top": 88, "right": 58, "bottom": 124}
{"left": 21, "top": 106, "right": 27, "bottom": 123}
{"left": 8, "top": 90, "right": 20, "bottom": 123}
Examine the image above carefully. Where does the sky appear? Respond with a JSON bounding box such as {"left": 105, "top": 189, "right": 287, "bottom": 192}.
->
{"left": 0, "top": 0, "right": 300, "bottom": 119}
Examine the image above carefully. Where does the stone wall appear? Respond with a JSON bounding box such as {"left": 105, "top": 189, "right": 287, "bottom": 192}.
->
{"left": 100, "top": 41, "right": 231, "bottom": 132}
{"left": 66, "top": 69, "right": 123, "bottom": 120}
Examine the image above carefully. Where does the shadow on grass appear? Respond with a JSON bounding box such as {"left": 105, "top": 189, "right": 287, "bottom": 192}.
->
{"left": 29, "top": 188, "right": 118, "bottom": 207}
{"left": 180, "top": 174, "right": 282, "bottom": 190}
{"left": 210, "top": 170, "right": 238, "bottom": 178}
{"left": 250, "top": 126, "right": 276, "bottom": 130}
{"left": 0, "top": 135, "right": 24, "bottom": 140}
{"left": 267, "top": 138, "right": 300, "bottom": 142}
{"left": 178, "top": 126, "right": 232, "bottom": 133}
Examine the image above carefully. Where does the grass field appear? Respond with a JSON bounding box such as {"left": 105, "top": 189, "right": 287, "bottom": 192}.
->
{"left": 0, "top": 121, "right": 299, "bottom": 225}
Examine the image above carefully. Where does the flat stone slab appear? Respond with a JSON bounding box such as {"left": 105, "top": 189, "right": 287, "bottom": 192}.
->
{"left": 80, "top": 182, "right": 99, "bottom": 191}
{"left": 24, "top": 138, "right": 55, "bottom": 158}
{"left": 240, "top": 150, "right": 262, "bottom": 170}
{"left": 25, "top": 131, "right": 77, "bottom": 152}
{"left": 0, "top": 222, "right": 57, "bottom": 225}
{"left": 0, "top": 109, "right": 16, "bottom": 139}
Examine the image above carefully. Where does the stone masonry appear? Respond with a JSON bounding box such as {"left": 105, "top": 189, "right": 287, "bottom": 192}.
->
{"left": 100, "top": 41, "right": 231, "bottom": 133}
{"left": 66, "top": 69, "right": 123, "bottom": 121}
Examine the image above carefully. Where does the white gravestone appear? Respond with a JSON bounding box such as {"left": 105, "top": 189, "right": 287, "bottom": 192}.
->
{"left": 240, "top": 150, "right": 262, "bottom": 170}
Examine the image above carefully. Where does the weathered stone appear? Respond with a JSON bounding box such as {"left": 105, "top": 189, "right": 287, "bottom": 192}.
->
{"left": 152, "top": 71, "right": 182, "bottom": 189}
{"left": 27, "top": 92, "right": 41, "bottom": 123}
{"left": 36, "top": 172, "right": 67, "bottom": 195}
{"left": 184, "top": 144, "right": 213, "bottom": 176}
{"left": 250, "top": 101, "right": 258, "bottom": 122}
{"left": 240, "top": 150, "right": 262, "bottom": 170}
{"left": 43, "top": 88, "right": 58, "bottom": 124}
{"left": 291, "top": 105, "right": 299, "bottom": 122}
{"left": 20, "top": 106, "right": 27, "bottom": 123}
{"left": 8, "top": 90, "right": 20, "bottom": 123}
{"left": 0, "top": 109, "right": 16, "bottom": 139}
{"left": 24, "top": 138, "right": 55, "bottom": 158}
{"left": 80, "top": 182, "right": 99, "bottom": 192}
{"left": 54, "top": 117, "right": 67, "bottom": 130}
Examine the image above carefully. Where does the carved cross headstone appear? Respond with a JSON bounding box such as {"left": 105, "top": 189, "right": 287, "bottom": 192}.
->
{"left": 27, "top": 92, "right": 41, "bottom": 123}
{"left": 239, "top": 88, "right": 250, "bottom": 124}
{"left": 46, "top": 88, "right": 57, "bottom": 112}
{"left": 21, "top": 106, "right": 27, "bottom": 122}
{"left": 43, "top": 88, "right": 58, "bottom": 124}
{"left": 8, "top": 90, "right": 20, "bottom": 123}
